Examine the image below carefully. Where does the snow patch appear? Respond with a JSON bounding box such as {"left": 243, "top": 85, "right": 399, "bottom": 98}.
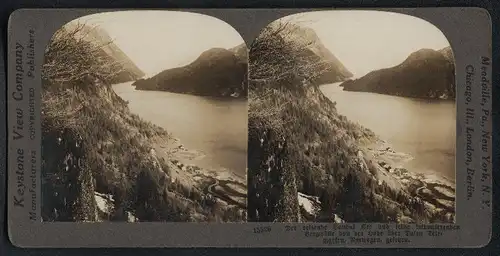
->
{"left": 298, "top": 192, "right": 321, "bottom": 216}
{"left": 334, "top": 214, "right": 345, "bottom": 223}
{"left": 95, "top": 192, "right": 114, "bottom": 213}
{"left": 127, "top": 211, "right": 138, "bottom": 222}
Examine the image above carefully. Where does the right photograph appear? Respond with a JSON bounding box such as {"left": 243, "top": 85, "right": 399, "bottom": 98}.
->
{"left": 247, "top": 11, "right": 456, "bottom": 224}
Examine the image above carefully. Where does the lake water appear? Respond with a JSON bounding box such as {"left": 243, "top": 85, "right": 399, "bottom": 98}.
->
{"left": 320, "top": 83, "right": 456, "bottom": 181}
{"left": 112, "top": 82, "right": 248, "bottom": 176}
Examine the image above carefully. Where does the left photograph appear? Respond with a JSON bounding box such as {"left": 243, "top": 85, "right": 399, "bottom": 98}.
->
{"left": 41, "top": 11, "right": 248, "bottom": 222}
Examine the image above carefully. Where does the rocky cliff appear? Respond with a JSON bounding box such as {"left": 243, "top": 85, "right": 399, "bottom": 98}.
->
{"left": 341, "top": 46, "right": 455, "bottom": 100}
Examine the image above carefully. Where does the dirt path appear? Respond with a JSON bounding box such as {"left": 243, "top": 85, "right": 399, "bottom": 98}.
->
{"left": 204, "top": 176, "right": 247, "bottom": 209}
{"left": 207, "top": 179, "right": 219, "bottom": 196}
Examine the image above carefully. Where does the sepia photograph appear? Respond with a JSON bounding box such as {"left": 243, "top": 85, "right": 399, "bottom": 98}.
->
{"left": 248, "top": 11, "right": 456, "bottom": 224}
{"left": 41, "top": 11, "right": 248, "bottom": 222}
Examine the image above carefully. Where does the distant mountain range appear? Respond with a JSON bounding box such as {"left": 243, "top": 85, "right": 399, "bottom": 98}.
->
{"left": 132, "top": 43, "right": 248, "bottom": 98}
{"left": 340, "top": 46, "right": 455, "bottom": 100}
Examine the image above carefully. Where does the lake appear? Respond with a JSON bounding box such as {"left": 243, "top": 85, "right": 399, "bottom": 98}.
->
{"left": 320, "top": 83, "right": 456, "bottom": 181}
{"left": 112, "top": 82, "right": 248, "bottom": 176}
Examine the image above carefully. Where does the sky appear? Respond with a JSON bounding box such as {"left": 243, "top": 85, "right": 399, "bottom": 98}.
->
{"left": 71, "top": 11, "right": 244, "bottom": 77}
{"left": 287, "top": 11, "right": 451, "bottom": 78}
{"left": 66, "top": 11, "right": 450, "bottom": 78}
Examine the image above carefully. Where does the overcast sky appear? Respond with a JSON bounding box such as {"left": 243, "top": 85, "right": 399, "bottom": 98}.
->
{"left": 288, "top": 11, "right": 451, "bottom": 78}
{"left": 72, "top": 11, "right": 244, "bottom": 77}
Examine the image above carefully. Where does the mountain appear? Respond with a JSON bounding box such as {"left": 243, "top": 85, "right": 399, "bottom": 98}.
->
{"left": 41, "top": 24, "right": 244, "bottom": 222}
{"left": 229, "top": 43, "right": 248, "bottom": 62}
{"left": 66, "top": 23, "right": 145, "bottom": 83}
{"left": 281, "top": 25, "right": 353, "bottom": 85}
{"left": 340, "top": 47, "right": 455, "bottom": 100}
{"left": 133, "top": 45, "right": 248, "bottom": 98}
{"left": 439, "top": 46, "right": 454, "bottom": 63}
{"left": 248, "top": 23, "right": 455, "bottom": 223}
{"left": 295, "top": 26, "right": 353, "bottom": 84}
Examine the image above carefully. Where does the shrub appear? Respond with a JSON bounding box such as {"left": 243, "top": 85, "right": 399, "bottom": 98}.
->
{"left": 43, "top": 22, "right": 126, "bottom": 89}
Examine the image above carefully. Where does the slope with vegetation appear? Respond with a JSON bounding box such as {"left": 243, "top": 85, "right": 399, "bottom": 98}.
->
{"left": 64, "top": 22, "right": 145, "bottom": 83}
{"left": 284, "top": 25, "right": 353, "bottom": 85}
{"left": 341, "top": 46, "right": 455, "bottom": 100}
{"left": 41, "top": 23, "right": 245, "bottom": 223}
{"left": 247, "top": 21, "right": 455, "bottom": 224}
{"left": 132, "top": 44, "right": 248, "bottom": 98}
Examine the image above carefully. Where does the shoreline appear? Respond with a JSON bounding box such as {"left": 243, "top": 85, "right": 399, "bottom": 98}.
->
{"left": 131, "top": 81, "right": 248, "bottom": 100}
{"left": 113, "top": 82, "right": 247, "bottom": 218}
{"left": 152, "top": 134, "right": 247, "bottom": 210}
{"left": 321, "top": 82, "right": 456, "bottom": 102}
{"left": 320, "top": 83, "right": 455, "bottom": 182}
{"left": 114, "top": 81, "right": 247, "bottom": 177}
{"left": 361, "top": 138, "right": 456, "bottom": 222}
